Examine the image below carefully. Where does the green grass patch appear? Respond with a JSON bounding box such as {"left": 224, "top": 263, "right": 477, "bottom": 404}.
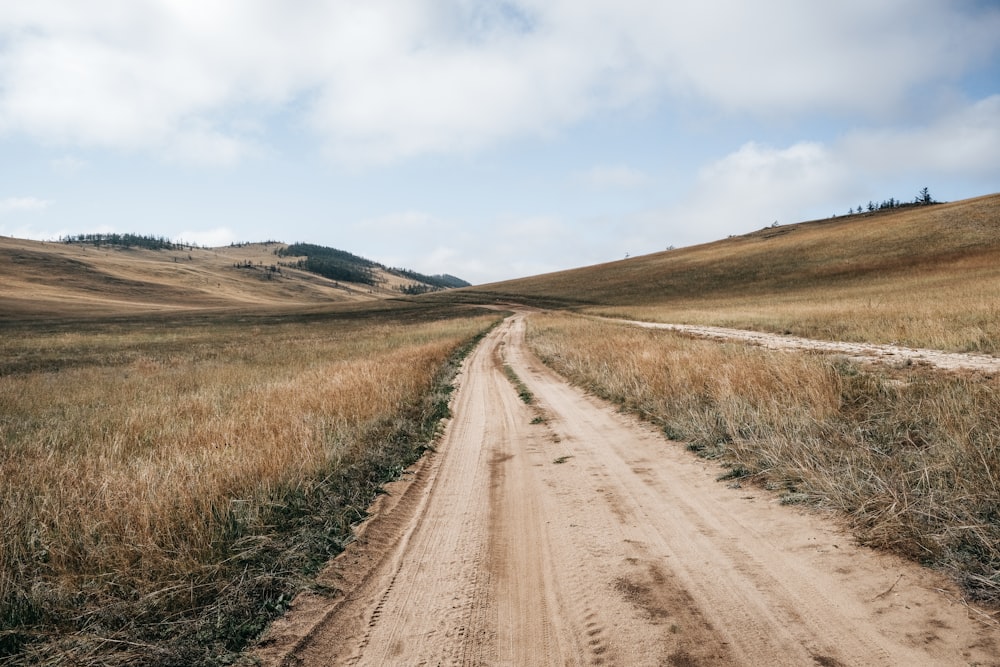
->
{"left": 503, "top": 364, "right": 534, "bottom": 404}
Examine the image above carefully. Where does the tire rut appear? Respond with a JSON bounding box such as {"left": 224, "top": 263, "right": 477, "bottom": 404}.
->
{"left": 255, "top": 312, "right": 1000, "bottom": 666}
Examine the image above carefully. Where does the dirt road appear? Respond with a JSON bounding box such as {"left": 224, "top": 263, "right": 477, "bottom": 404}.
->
{"left": 623, "top": 319, "right": 1000, "bottom": 374}
{"left": 256, "top": 314, "right": 998, "bottom": 666}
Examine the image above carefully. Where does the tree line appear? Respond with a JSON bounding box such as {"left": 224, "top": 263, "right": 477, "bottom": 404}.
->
{"left": 276, "top": 243, "right": 377, "bottom": 285}
{"left": 392, "top": 269, "right": 470, "bottom": 290}
{"left": 61, "top": 233, "right": 182, "bottom": 250}
{"left": 844, "top": 187, "right": 938, "bottom": 216}
{"left": 276, "top": 243, "right": 471, "bottom": 291}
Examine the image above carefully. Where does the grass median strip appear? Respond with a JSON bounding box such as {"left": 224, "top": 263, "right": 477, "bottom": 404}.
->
{"left": 503, "top": 363, "right": 534, "bottom": 405}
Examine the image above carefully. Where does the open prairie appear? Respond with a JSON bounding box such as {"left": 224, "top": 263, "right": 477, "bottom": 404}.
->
{"left": 527, "top": 313, "right": 1000, "bottom": 601}
{"left": 0, "top": 301, "right": 499, "bottom": 664}
{"left": 4, "top": 193, "right": 1000, "bottom": 665}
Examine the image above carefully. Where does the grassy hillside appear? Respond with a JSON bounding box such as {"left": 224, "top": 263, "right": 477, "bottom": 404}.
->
{"left": 0, "top": 238, "right": 465, "bottom": 321}
{"left": 451, "top": 193, "right": 1000, "bottom": 352}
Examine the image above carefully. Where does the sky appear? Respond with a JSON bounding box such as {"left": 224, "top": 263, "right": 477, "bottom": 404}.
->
{"left": 1, "top": 1, "right": 999, "bottom": 285}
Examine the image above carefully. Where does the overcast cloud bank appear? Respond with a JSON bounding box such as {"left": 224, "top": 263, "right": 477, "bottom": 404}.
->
{"left": 1, "top": 1, "right": 998, "bottom": 282}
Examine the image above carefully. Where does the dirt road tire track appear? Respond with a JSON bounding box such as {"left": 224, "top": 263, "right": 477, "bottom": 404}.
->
{"left": 255, "top": 313, "right": 999, "bottom": 666}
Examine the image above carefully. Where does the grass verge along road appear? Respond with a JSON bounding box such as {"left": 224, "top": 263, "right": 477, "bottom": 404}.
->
{"left": 258, "top": 313, "right": 998, "bottom": 666}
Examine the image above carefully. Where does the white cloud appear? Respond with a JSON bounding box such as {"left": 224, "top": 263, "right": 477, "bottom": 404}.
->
{"left": 577, "top": 164, "right": 650, "bottom": 189}
{"left": 841, "top": 95, "right": 1000, "bottom": 175}
{"left": 623, "top": 2, "right": 1000, "bottom": 117}
{"left": 1, "top": 1, "right": 996, "bottom": 163}
{"left": 0, "top": 197, "right": 51, "bottom": 213}
{"left": 0, "top": 1, "right": 305, "bottom": 160}
{"left": 619, "top": 91, "right": 1000, "bottom": 255}
{"left": 306, "top": 11, "right": 597, "bottom": 162}
{"left": 663, "top": 141, "right": 852, "bottom": 240}
{"left": 176, "top": 227, "right": 237, "bottom": 248}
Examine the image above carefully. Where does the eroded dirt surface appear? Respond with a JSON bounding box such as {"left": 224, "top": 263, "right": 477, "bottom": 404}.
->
{"left": 623, "top": 319, "right": 1000, "bottom": 374}
{"left": 255, "top": 314, "right": 999, "bottom": 666}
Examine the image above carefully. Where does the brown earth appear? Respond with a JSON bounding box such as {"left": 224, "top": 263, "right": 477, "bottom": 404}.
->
{"left": 254, "top": 313, "right": 999, "bottom": 666}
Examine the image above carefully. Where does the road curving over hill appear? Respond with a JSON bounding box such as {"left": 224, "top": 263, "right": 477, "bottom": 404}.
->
{"left": 255, "top": 313, "right": 999, "bottom": 666}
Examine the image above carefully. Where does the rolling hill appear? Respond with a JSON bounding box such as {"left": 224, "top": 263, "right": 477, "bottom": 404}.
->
{"left": 0, "top": 237, "right": 468, "bottom": 321}
{"left": 456, "top": 193, "right": 1000, "bottom": 307}
{"left": 444, "top": 192, "right": 1000, "bottom": 352}
{"left": 5, "top": 193, "right": 998, "bottom": 351}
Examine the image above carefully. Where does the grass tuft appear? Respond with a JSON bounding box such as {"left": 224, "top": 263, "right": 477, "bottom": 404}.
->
{"left": 502, "top": 364, "right": 534, "bottom": 404}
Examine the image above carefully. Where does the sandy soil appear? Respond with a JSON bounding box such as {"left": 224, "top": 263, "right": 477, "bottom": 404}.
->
{"left": 255, "top": 313, "right": 999, "bottom": 666}
{"left": 622, "top": 319, "right": 1000, "bottom": 374}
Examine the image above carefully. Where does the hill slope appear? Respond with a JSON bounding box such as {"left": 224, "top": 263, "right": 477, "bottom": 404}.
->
{"left": 447, "top": 193, "right": 1000, "bottom": 352}
{"left": 0, "top": 239, "right": 465, "bottom": 321}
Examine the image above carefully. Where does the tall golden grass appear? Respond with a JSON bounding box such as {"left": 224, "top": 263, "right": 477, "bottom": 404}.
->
{"left": 0, "top": 310, "right": 496, "bottom": 663}
{"left": 527, "top": 313, "right": 1000, "bottom": 604}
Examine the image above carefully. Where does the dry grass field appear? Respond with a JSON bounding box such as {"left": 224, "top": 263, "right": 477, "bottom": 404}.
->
{"left": 4, "top": 191, "right": 999, "bottom": 662}
{"left": 455, "top": 193, "right": 1000, "bottom": 353}
{"left": 0, "top": 237, "right": 435, "bottom": 320}
{"left": 527, "top": 313, "right": 1000, "bottom": 605}
{"left": 0, "top": 304, "right": 498, "bottom": 664}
